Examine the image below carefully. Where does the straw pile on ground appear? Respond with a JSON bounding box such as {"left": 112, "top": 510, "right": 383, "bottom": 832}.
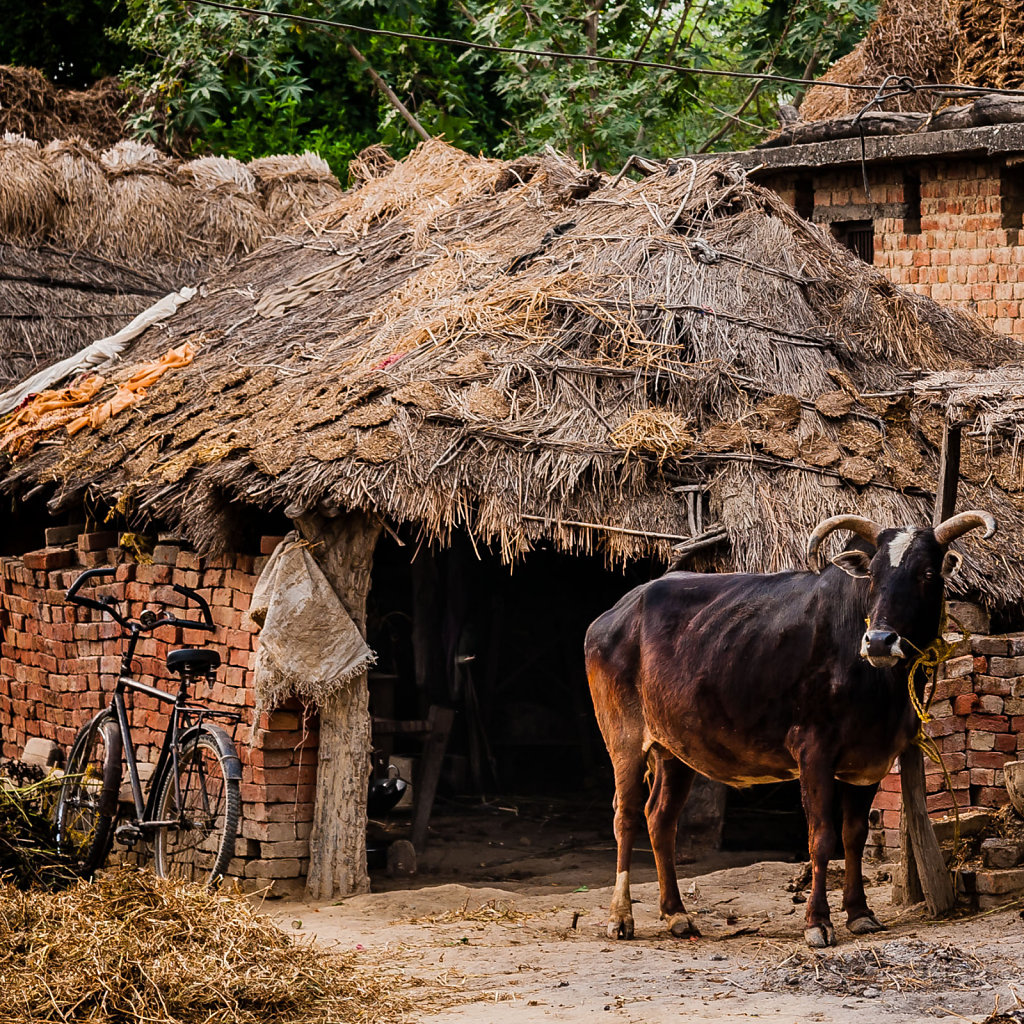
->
{"left": 4, "top": 139, "right": 1022, "bottom": 604}
{"left": 0, "top": 65, "right": 128, "bottom": 149}
{"left": 799, "top": 0, "right": 1024, "bottom": 122}
{"left": 0, "top": 870, "right": 412, "bottom": 1024}
{"left": 0, "top": 135, "right": 343, "bottom": 388}
{"left": 0, "top": 764, "right": 75, "bottom": 891}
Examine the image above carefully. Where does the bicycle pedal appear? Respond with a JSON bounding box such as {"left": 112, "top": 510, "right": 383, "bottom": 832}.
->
{"left": 114, "top": 823, "right": 144, "bottom": 845}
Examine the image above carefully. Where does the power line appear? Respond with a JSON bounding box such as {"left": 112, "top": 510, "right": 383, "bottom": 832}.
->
{"left": 184, "top": 0, "right": 1024, "bottom": 98}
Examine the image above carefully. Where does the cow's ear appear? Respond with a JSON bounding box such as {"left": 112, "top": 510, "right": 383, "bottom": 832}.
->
{"left": 832, "top": 550, "right": 871, "bottom": 578}
{"left": 941, "top": 550, "right": 963, "bottom": 579}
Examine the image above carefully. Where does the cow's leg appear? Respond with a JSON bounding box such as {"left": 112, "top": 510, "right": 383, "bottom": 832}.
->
{"left": 607, "top": 753, "right": 646, "bottom": 939}
{"left": 645, "top": 748, "right": 699, "bottom": 937}
{"left": 839, "top": 781, "right": 885, "bottom": 934}
{"left": 798, "top": 751, "right": 838, "bottom": 948}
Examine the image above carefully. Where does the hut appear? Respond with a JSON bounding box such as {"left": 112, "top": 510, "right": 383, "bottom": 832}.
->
{"left": 1, "top": 139, "right": 1022, "bottom": 895}
{"left": 721, "top": 0, "right": 1024, "bottom": 340}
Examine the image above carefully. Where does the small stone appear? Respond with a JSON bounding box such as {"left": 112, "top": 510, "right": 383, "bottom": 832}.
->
{"left": 862, "top": 987, "right": 880, "bottom": 999}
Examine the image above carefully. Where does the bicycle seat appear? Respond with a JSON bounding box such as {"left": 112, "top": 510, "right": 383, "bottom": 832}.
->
{"left": 166, "top": 648, "right": 221, "bottom": 674}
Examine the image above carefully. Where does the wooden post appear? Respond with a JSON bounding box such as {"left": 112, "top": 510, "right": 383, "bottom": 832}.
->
{"left": 295, "top": 510, "right": 382, "bottom": 901}
{"left": 894, "top": 422, "right": 961, "bottom": 914}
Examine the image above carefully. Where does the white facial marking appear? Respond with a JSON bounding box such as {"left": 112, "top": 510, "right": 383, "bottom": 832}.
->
{"left": 887, "top": 527, "right": 916, "bottom": 568}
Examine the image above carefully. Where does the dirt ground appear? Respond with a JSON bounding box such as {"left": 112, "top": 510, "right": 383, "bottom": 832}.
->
{"left": 271, "top": 801, "right": 1024, "bottom": 1023}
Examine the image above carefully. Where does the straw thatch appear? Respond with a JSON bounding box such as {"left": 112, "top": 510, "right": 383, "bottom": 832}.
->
{"left": 3, "top": 140, "right": 1023, "bottom": 604}
{"left": 0, "top": 65, "right": 129, "bottom": 149}
{"left": 0, "top": 137, "right": 343, "bottom": 388}
{"left": 0, "top": 870, "right": 412, "bottom": 1024}
{"left": 799, "top": 0, "right": 1024, "bottom": 122}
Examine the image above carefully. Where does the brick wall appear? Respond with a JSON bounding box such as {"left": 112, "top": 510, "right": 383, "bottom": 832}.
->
{"left": 867, "top": 631, "right": 1024, "bottom": 857}
{"left": 760, "top": 157, "right": 1024, "bottom": 338}
{"left": 0, "top": 534, "right": 316, "bottom": 893}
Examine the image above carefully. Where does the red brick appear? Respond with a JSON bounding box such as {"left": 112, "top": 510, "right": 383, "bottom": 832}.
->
{"left": 966, "top": 713, "right": 1010, "bottom": 732}
{"left": 22, "top": 548, "right": 75, "bottom": 571}
{"left": 954, "top": 693, "right": 980, "bottom": 716}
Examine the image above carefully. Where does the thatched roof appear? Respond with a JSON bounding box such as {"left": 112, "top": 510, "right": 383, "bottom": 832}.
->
{"left": 3, "top": 140, "right": 1024, "bottom": 604}
{"left": 0, "top": 135, "right": 342, "bottom": 387}
{"left": 800, "top": 0, "right": 1024, "bottom": 123}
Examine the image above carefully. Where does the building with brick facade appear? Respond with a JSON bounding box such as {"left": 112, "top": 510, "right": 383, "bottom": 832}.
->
{"left": 725, "top": 100, "right": 1024, "bottom": 341}
{"left": 3, "top": 140, "right": 1024, "bottom": 895}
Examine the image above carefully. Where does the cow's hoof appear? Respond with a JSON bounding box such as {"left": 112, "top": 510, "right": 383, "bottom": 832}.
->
{"left": 847, "top": 914, "right": 885, "bottom": 935}
{"left": 664, "top": 912, "right": 701, "bottom": 938}
{"left": 804, "top": 923, "right": 836, "bottom": 948}
{"left": 607, "top": 915, "right": 634, "bottom": 940}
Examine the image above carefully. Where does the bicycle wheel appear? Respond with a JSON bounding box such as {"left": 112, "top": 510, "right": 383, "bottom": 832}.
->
{"left": 55, "top": 711, "right": 122, "bottom": 877}
{"left": 152, "top": 729, "right": 240, "bottom": 884}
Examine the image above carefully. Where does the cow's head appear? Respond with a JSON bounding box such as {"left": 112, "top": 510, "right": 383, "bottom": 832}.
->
{"left": 806, "top": 511, "right": 996, "bottom": 668}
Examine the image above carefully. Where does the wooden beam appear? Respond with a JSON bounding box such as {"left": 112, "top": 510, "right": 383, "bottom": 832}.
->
{"left": 295, "top": 511, "right": 382, "bottom": 901}
{"left": 894, "top": 422, "right": 961, "bottom": 914}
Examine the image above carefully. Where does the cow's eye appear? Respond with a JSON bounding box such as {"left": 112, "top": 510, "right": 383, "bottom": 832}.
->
{"left": 922, "top": 570, "right": 936, "bottom": 582}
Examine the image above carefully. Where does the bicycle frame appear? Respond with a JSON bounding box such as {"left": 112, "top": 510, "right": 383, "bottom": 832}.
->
{"left": 112, "top": 625, "right": 239, "bottom": 831}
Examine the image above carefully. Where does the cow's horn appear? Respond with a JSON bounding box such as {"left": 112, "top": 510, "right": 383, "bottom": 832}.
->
{"left": 806, "top": 514, "right": 884, "bottom": 573}
{"left": 933, "top": 510, "right": 996, "bottom": 546}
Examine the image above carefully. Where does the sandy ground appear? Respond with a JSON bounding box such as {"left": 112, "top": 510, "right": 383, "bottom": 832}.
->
{"left": 270, "top": 807, "right": 1024, "bottom": 1023}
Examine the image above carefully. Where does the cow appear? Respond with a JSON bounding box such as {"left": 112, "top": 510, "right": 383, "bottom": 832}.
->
{"left": 584, "top": 510, "right": 995, "bottom": 948}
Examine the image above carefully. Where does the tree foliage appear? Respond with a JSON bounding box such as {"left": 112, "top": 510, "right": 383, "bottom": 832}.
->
{"left": 17, "top": 0, "right": 878, "bottom": 173}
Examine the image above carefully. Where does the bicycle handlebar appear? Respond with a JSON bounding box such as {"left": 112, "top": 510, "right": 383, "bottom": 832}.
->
{"left": 66, "top": 567, "right": 215, "bottom": 633}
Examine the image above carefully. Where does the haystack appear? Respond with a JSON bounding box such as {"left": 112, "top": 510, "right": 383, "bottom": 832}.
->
{"left": 799, "top": 0, "right": 1023, "bottom": 121}
{"left": 100, "top": 142, "right": 189, "bottom": 261}
{"left": 249, "top": 152, "right": 344, "bottom": 228}
{"left": 3, "top": 139, "right": 1022, "bottom": 606}
{"left": 0, "top": 65, "right": 128, "bottom": 149}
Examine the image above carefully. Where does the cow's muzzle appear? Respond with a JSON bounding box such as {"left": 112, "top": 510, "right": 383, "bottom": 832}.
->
{"left": 860, "top": 629, "right": 905, "bottom": 668}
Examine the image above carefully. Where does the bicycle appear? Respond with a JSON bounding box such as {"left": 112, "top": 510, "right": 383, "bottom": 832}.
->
{"left": 54, "top": 566, "right": 242, "bottom": 884}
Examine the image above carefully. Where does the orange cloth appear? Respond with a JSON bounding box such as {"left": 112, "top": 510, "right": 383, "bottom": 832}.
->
{"left": 66, "top": 342, "right": 196, "bottom": 435}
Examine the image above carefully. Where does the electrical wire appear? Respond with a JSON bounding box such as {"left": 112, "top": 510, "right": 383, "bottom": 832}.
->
{"left": 183, "top": 0, "right": 1024, "bottom": 98}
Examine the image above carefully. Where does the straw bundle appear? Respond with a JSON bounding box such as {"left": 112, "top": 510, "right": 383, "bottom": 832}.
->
{"left": 5, "top": 139, "right": 1024, "bottom": 604}
{"left": 182, "top": 156, "right": 272, "bottom": 258}
{"left": 42, "top": 138, "right": 109, "bottom": 249}
{"left": 0, "top": 870, "right": 411, "bottom": 1024}
{"left": 610, "top": 409, "right": 695, "bottom": 463}
{"left": 348, "top": 143, "right": 396, "bottom": 184}
{"left": 100, "top": 142, "right": 187, "bottom": 261}
{"left": 951, "top": 0, "right": 1024, "bottom": 91}
{"left": 249, "top": 151, "right": 342, "bottom": 228}
{"left": 0, "top": 133, "right": 59, "bottom": 241}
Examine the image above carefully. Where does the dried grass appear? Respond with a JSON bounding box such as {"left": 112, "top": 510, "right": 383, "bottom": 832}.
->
{"left": 0, "top": 133, "right": 59, "bottom": 241}
{"left": 0, "top": 65, "right": 128, "bottom": 149}
{"left": 0, "top": 870, "right": 412, "bottom": 1024}
{"left": 250, "top": 152, "right": 343, "bottom": 229}
{"left": 800, "top": 0, "right": 1024, "bottom": 122}
{"left": 42, "top": 137, "right": 109, "bottom": 249}
{"left": 405, "top": 897, "right": 531, "bottom": 925}
{"left": 610, "top": 409, "right": 695, "bottom": 463}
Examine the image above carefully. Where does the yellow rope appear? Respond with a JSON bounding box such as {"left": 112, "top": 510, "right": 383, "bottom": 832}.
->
{"left": 900, "top": 601, "right": 971, "bottom": 868}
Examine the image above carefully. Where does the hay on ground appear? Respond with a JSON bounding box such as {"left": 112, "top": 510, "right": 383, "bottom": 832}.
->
{"left": 0, "top": 869, "right": 412, "bottom": 1024}
{"left": 42, "top": 138, "right": 109, "bottom": 249}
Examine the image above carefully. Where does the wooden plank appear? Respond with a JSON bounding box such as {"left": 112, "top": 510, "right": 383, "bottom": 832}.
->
{"left": 411, "top": 706, "right": 455, "bottom": 853}
{"left": 895, "top": 421, "right": 961, "bottom": 913}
